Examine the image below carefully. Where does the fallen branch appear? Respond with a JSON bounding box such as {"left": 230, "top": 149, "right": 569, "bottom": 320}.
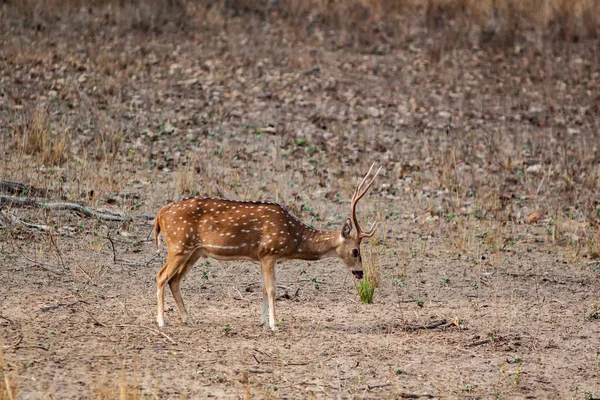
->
{"left": 405, "top": 320, "right": 447, "bottom": 331}
{"left": 233, "top": 286, "right": 249, "bottom": 302}
{"left": 142, "top": 253, "right": 161, "bottom": 267}
{"left": 465, "top": 339, "right": 490, "bottom": 347}
{"left": 84, "top": 309, "right": 107, "bottom": 327}
{"left": 253, "top": 348, "right": 273, "bottom": 358}
{"left": 358, "top": 382, "right": 391, "bottom": 391}
{"left": 0, "top": 180, "right": 51, "bottom": 197}
{"left": 106, "top": 233, "right": 117, "bottom": 264}
{"left": 0, "top": 195, "right": 130, "bottom": 221}
{"left": 4, "top": 212, "right": 51, "bottom": 231}
{"left": 284, "top": 361, "right": 310, "bottom": 366}
{"left": 13, "top": 344, "right": 49, "bottom": 351}
{"left": 399, "top": 392, "right": 436, "bottom": 399}
{"left": 39, "top": 300, "right": 88, "bottom": 312}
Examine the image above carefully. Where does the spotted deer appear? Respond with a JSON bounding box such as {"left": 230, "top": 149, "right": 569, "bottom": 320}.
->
{"left": 153, "top": 164, "right": 382, "bottom": 330}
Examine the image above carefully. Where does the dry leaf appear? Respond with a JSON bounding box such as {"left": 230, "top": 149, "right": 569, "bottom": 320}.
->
{"left": 526, "top": 212, "right": 541, "bottom": 224}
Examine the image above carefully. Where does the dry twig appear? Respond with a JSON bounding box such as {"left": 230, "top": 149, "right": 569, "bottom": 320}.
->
{"left": 14, "top": 245, "right": 62, "bottom": 275}
{"left": 404, "top": 320, "right": 447, "bottom": 331}
{"left": 1, "top": 335, "right": 23, "bottom": 350}
{"left": 399, "top": 392, "right": 436, "bottom": 399}
{"left": 358, "top": 382, "right": 391, "bottom": 391}
{"left": 49, "top": 230, "right": 96, "bottom": 284}
{"left": 465, "top": 339, "right": 491, "bottom": 347}
{"left": 106, "top": 233, "right": 117, "bottom": 264}
{"left": 0, "top": 195, "right": 129, "bottom": 221}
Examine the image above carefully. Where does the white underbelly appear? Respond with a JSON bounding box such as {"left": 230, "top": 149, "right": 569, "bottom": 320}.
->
{"left": 203, "top": 252, "right": 255, "bottom": 261}
{"left": 196, "top": 244, "right": 256, "bottom": 261}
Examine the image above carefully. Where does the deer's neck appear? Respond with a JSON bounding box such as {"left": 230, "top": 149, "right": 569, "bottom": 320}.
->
{"left": 292, "top": 227, "right": 341, "bottom": 261}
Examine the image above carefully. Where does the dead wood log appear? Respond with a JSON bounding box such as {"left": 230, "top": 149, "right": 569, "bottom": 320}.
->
{"left": 0, "top": 195, "right": 130, "bottom": 221}
{"left": 0, "top": 180, "right": 52, "bottom": 197}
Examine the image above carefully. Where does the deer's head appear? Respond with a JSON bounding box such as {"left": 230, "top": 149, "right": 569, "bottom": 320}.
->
{"left": 336, "top": 164, "right": 382, "bottom": 279}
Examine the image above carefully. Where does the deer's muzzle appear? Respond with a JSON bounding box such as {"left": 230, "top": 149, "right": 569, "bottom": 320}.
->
{"left": 352, "top": 270, "right": 364, "bottom": 279}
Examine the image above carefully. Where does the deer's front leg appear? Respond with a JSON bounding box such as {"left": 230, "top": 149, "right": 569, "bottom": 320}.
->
{"left": 261, "top": 280, "right": 268, "bottom": 328}
{"left": 261, "top": 259, "right": 278, "bottom": 331}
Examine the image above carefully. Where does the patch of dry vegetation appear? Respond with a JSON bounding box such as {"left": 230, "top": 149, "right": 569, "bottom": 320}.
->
{"left": 1, "top": 0, "right": 598, "bottom": 257}
{"left": 0, "top": 347, "right": 19, "bottom": 400}
{"left": 3, "top": 0, "right": 599, "bottom": 49}
{"left": 90, "top": 362, "right": 140, "bottom": 400}
{"left": 11, "top": 106, "right": 71, "bottom": 167}
{"left": 212, "top": 0, "right": 600, "bottom": 47}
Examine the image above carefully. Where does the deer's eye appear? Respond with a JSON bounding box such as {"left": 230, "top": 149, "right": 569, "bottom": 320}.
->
{"left": 352, "top": 248, "right": 359, "bottom": 258}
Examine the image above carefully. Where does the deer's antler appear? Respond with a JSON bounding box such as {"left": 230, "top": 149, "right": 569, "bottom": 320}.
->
{"left": 351, "top": 163, "right": 382, "bottom": 239}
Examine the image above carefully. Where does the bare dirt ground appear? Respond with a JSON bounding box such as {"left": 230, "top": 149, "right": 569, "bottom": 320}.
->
{"left": 1, "top": 2, "right": 599, "bottom": 399}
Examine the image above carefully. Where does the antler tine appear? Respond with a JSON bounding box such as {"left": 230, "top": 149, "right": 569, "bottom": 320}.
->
{"left": 352, "top": 163, "right": 375, "bottom": 202}
{"left": 351, "top": 164, "right": 382, "bottom": 237}
{"left": 352, "top": 164, "right": 382, "bottom": 204}
{"left": 359, "top": 220, "right": 379, "bottom": 238}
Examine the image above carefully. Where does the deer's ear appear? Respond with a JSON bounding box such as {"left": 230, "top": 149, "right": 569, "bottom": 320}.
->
{"left": 341, "top": 218, "right": 353, "bottom": 238}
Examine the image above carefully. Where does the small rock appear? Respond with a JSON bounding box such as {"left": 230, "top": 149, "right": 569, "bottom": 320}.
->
{"left": 367, "top": 106, "right": 380, "bottom": 118}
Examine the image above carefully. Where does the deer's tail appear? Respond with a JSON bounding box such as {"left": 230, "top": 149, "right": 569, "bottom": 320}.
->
{"left": 153, "top": 216, "right": 162, "bottom": 252}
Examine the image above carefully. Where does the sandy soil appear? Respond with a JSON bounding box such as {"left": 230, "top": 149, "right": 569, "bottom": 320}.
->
{"left": 1, "top": 217, "right": 599, "bottom": 398}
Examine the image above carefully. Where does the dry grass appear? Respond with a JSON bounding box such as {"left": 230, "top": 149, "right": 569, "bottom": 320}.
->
{"left": 215, "top": 0, "right": 600, "bottom": 48}
{"left": 1, "top": 10, "right": 596, "bottom": 230}
{"left": 0, "top": 347, "right": 18, "bottom": 400}
{"left": 2, "top": 0, "right": 598, "bottom": 49}
{"left": 11, "top": 107, "right": 70, "bottom": 167}
{"left": 90, "top": 362, "right": 140, "bottom": 400}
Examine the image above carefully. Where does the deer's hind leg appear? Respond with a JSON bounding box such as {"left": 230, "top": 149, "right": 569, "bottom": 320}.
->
{"left": 169, "top": 249, "right": 203, "bottom": 326}
{"left": 156, "top": 249, "right": 200, "bottom": 327}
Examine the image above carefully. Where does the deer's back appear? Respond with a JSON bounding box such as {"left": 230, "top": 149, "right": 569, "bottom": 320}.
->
{"left": 157, "top": 197, "right": 305, "bottom": 260}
